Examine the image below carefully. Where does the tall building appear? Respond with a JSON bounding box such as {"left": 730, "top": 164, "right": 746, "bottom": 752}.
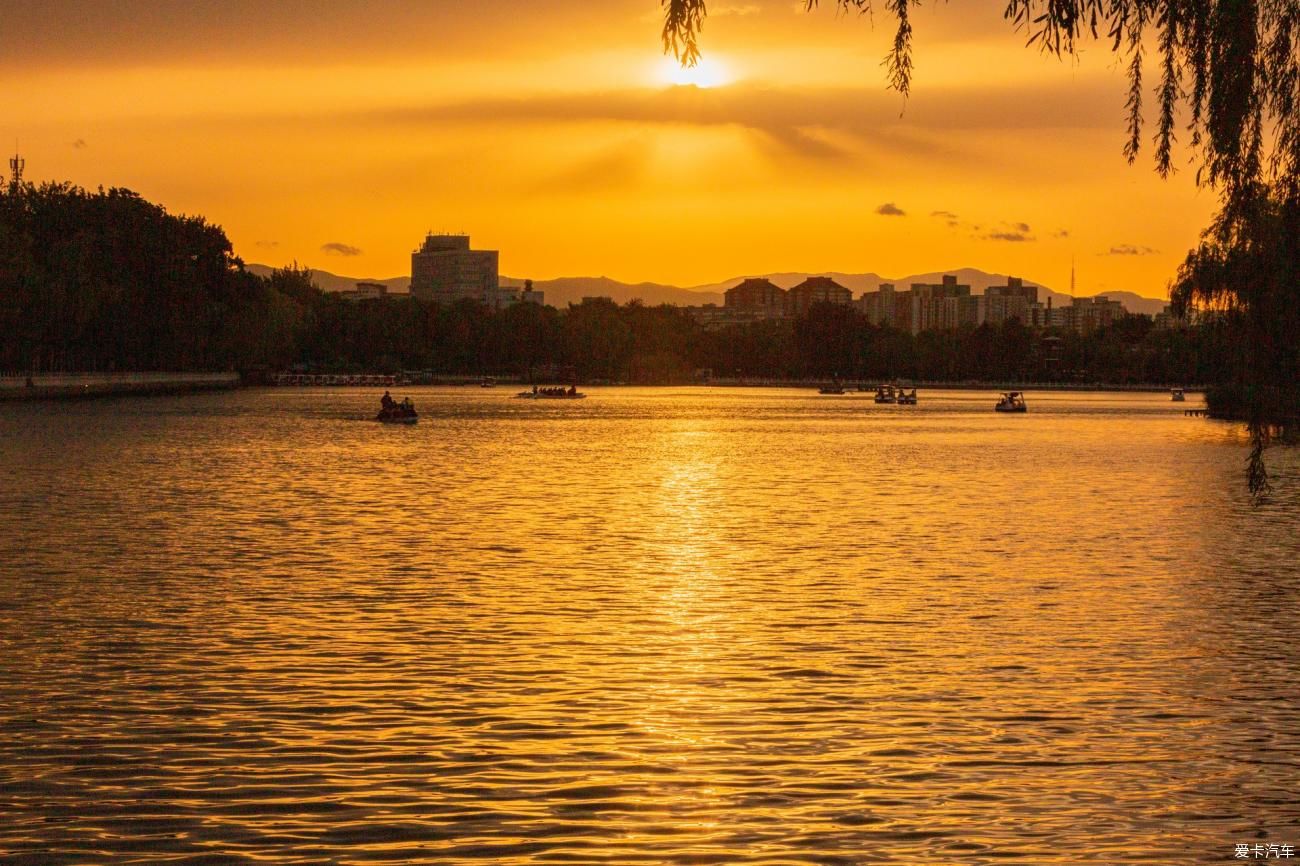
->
{"left": 786, "top": 276, "right": 852, "bottom": 316}
{"left": 410, "top": 234, "right": 499, "bottom": 304}
{"left": 984, "top": 276, "right": 1040, "bottom": 326}
{"left": 1068, "top": 295, "right": 1126, "bottom": 333}
{"left": 909, "top": 275, "right": 974, "bottom": 333}
{"left": 858, "top": 283, "right": 918, "bottom": 331}
{"left": 725, "top": 277, "right": 787, "bottom": 320}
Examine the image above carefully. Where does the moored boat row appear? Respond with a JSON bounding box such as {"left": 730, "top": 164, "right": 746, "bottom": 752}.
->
{"left": 516, "top": 385, "right": 586, "bottom": 399}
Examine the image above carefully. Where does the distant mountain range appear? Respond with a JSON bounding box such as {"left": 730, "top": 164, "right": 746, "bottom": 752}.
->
{"left": 248, "top": 264, "right": 1170, "bottom": 317}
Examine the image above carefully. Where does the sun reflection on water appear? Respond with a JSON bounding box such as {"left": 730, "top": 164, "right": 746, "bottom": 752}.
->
{"left": 0, "top": 388, "right": 1297, "bottom": 864}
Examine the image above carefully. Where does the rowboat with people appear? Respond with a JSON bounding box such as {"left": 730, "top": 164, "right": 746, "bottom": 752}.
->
{"left": 376, "top": 389, "right": 418, "bottom": 423}
{"left": 995, "top": 391, "right": 1027, "bottom": 413}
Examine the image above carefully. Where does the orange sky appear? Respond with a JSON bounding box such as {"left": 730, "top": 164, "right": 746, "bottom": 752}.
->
{"left": 1, "top": 0, "right": 1218, "bottom": 297}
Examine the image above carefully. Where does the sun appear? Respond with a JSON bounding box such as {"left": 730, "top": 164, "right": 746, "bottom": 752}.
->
{"left": 656, "top": 56, "right": 734, "bottom": 89}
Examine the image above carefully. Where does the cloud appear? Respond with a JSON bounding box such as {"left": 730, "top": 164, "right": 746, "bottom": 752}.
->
{"left": 533, "top": 139, "right": 650, "bottom": 193}
{"left": 366, "top": 79, "right": 1123, "bottom": 167}
{"left": 979, "top": 219, "right": 1035, "bottom": 240}
{"left": 71, "top": 138, "right": 87, "bottom": 149}
{"left": 1107, "top": 244, "right": 1158, "bottom": 255}
{"left": 876, "top": 202, "right": 906, "bottom": 216}
{"left": 750, "top": 125, "right": 855, "bottom": 162}
{"left": 321, "top": 242, "right": 362, "bottom": 256}
{"left": 255, "top": 240, "right": 280, "bottom": 248}
{"left": 931, "top": 209, "right": 960, "bottom": 228}
{"left": 1053, "top": 229, "right": 1070, "bottom": 238}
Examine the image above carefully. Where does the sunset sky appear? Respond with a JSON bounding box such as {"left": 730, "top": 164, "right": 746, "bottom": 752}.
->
{"left": 2, "top": 0, "right": 1220, "bottom": 297}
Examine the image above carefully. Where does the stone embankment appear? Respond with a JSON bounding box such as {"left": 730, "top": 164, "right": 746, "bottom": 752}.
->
{"left": 0, "top": 372, "right": 240, "bottom": 400}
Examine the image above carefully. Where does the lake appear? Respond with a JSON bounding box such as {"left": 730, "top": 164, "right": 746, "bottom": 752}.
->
{"left": 1, "top": 387, "right": 1297, "bottom": 865}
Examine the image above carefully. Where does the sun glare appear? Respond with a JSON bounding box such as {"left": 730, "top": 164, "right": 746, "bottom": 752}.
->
{"left": 657, "top": 57, "right": 734, "bottom": 88}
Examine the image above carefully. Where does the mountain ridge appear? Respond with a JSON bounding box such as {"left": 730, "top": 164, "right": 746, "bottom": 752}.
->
{"left": 247, "top": 264, "right": 1169, "bottom": 316}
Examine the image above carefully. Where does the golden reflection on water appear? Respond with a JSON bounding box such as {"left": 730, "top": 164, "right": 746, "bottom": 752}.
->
{"left": 0, "top": 388, "right": 1297, "bottom": 865}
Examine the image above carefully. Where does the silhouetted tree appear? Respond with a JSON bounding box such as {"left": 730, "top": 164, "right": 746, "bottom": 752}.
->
{"left": 1172, "top": 191, "right": 1299, "bottom": 495}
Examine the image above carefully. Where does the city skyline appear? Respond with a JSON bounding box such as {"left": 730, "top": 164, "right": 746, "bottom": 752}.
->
{"left": 1, "top": 0, "right": 1216, "bottom": 298}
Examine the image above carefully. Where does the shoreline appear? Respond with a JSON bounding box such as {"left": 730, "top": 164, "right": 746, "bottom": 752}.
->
{"left": 0, "top": 371, "right": 1202, "bottom": 401}
{"left": 698, "top": 379, "right": 1201, "bottom": 393}
{"left": 0, "top": 372, "right": 241, "bottom": 401}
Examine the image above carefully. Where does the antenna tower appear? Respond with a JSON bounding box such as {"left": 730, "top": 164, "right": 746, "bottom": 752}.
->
{"left": 8, "top": 145, "right": 24, "bottom": 194}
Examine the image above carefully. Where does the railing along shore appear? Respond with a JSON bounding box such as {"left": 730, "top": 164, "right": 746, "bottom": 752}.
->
{"left": 0, "top": 371, "right": 240, "bottom": 400}
{"left": 703, "top": 378, "right": 1202, "bottom": 392}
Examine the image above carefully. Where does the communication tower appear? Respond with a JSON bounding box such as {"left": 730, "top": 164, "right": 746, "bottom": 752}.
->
{"left": 8, "top": 147, "right": 24, "bottom": 194}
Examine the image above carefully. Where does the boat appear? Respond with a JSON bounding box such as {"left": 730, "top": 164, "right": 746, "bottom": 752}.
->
{"left": 376, "top": 406, "right": 418, "bottom": 424}
{"left": 376, "top": 392, "right": 418, "bottom": 423}
{"left": 995, "top": 391, "right": 1027, "bottom": 413}
{"left": 1171, "top": 388, "right": 1186, "bottom": 402}
{"left": 874, "top": 385, "right": 897, "bottom": 404}
{"left": 516, "top": 386, "right": 586, "bottom": 399}
{"left": 896, "top": 388, "right": 918, "bottom": 405}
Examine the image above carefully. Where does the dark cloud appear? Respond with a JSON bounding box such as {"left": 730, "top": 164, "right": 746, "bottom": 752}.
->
{"left": 322, "top": 242, "right": 362, "bottom": 256}
{"left": 1108, "top": 244, "right": 1158, "bottom": 255}
{"left": 70, "top": 138, "right": 87, "bottom": 149}
{"left": 876, "top": 202, "right": 906, "bottom": 216}
{"left": 255, "top": 240, "right": 280, "bottom": 248}
{"left": 985, "top": 231, "right": 1034, "bottom": 242}
{"left": 1014, "top": 222, "right": 1030, "bottom": 233}
{"left": 1053, "top": 229, "right": 1070, "bottom": 238}
{"left": 930, "top": 210, "right": 958, "bottom": 219}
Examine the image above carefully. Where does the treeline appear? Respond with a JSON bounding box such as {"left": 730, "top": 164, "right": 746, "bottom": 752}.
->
{"left": 273, "top": 292, "right": 1230, "bottom": 385}
{"left": 0, "top": 182, "right": 304, "bottom": 372}
{"left": 1, "top": 182, "right": 1232, "bottom": 384}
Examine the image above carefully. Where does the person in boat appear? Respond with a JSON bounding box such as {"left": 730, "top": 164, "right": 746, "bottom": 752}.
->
{"left": 568, "top": 385, "right": 577, "bottom": 395}
{"left": 401, "top": 396, "right": 414, "bottom": 414}
{"left": 381, "top": 390, "right": 395, "bottom": 411}
{"left": 532, "top": 384, "right": 539, "bottom": 395}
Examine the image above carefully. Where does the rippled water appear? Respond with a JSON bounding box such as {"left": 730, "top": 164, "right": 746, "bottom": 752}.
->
{"left": 1, "top": 387, "right": 1298, "bottom": 865}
